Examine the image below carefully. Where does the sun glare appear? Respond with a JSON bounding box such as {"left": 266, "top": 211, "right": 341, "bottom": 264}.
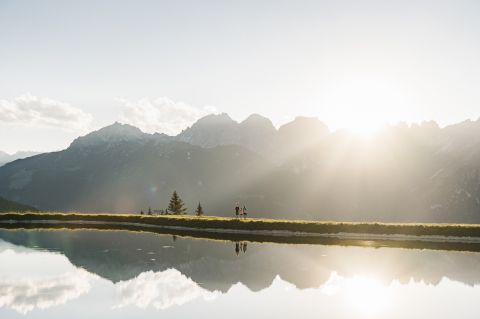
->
{"left": 345, "top": 119, "right": 384, "bottom": 138}
{"left": 321, "top": 73, "right": 412, "bottom": 138}
{"left": 344, "top": 276, "right": 392, "bottom": 315}
{"left": 322, "top": 273, "right": 392, "bottom": 315}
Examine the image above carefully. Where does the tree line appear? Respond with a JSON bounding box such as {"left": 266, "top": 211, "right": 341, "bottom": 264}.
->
{"left": 140, "top": 190, "right": 204, "bottom": 216}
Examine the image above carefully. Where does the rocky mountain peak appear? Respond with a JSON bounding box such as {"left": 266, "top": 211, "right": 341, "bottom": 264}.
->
{"left": 240, "top": 114, "right": 276, "bottom": 131}
{"left": 192, "top": 113, "right": 236, "bottom": 127}
{"left": 69, "top": 122, "right": 148, "bottom": 148}
{"left": 278, "top": 116, "right": 329, "bottom": 138}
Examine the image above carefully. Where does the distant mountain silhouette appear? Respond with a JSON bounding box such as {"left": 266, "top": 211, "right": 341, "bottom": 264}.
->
{"left": 0, "top": 121, "right": 274, "bottom": 214}
{"left": 176, "top": 113, "right": 279, "bottom": 159}
{"left": 176, "top": 114, "right": 328, "bottom": 160}
{"left": 2, "top": 114, "right": 480, "bottom": 222}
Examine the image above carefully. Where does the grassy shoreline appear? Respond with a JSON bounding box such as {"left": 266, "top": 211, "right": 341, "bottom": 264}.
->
{"left": 1, "top": 212, "right": 480, "bottom": 238}
{"left": 3, "top": 213, "right": 480, "bottom": 252}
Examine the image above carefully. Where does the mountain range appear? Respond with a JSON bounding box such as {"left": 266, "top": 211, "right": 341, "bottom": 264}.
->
{"left": 1, "top": 113, "right": 480, "bottom": 222}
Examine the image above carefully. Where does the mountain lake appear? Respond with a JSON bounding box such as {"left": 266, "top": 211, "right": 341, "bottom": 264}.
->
{"left": 0, "top": 229, "right": 479, "bottom": 318}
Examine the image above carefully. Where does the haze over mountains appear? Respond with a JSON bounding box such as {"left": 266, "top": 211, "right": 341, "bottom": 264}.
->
{"left": 2, "top": 113, "right": 480, "bottom": 222}
{"left": 0, "top": 151, "right": 40, "bottom": 167}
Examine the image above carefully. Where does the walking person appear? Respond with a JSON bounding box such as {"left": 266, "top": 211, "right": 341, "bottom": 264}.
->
{"left": 235, "top": 202, "right": 240, "bottom": 218}
{"left": 242, "top": 205, "right": 247, "bottom": 219}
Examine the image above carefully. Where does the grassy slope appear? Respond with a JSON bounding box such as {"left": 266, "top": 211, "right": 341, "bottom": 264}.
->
{"left": 0, "top": 197, "right": 37, "bottom": 213}
{"left": 1, "top": 212, "right": 480, "bottom": 237}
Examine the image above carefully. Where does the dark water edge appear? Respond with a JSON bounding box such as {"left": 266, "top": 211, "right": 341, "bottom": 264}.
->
{"left": 3, "top": 222, "right": 480, "bottom": 253}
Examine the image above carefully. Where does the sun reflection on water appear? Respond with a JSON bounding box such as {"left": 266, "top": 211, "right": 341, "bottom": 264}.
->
{"left": 322, "top": 272, "right": 392, "bottom": 316}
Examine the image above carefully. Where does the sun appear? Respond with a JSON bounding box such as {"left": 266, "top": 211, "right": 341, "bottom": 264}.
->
{"left": 345, "top": 118, "right": 384, "bottom": 138}
{"left": 320, "top": 72, "right": 411, "bottom": 137}
{"left": 333, "top": 110, "right": 386, "bottom": 139}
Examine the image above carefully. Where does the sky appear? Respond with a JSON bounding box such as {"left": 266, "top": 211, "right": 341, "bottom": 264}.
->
{"left": 1, "top": 0, "right": 480, "bottom": 153}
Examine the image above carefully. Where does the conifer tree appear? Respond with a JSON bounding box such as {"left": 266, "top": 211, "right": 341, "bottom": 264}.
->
{"left": 167, "top": 191, "right": 187, "bottom": 215}
{"left": 195, "top": 202, "right": 204, "bottom": 216}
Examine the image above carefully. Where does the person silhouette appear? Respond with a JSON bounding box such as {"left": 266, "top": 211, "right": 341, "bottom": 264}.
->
{"left": 235, "top": 242, "right": 240, "bottom": 256}
{"left": 235, "top": 202, "right": 240, "bottom": 218}
{"left": 242, "top": 242, "right": 247, "bottom": 253}
{"left": 242, "top": 205, "right": 247, "bottom": 218}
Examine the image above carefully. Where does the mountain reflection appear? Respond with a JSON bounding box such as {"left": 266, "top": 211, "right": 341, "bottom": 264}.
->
{"left": 0, "top": 242, "right": 98, "bottom": 314}
{"left": 115, "top": 269, "right": 217, "bottom": 310}
{"left": 1, "top": 229, "right": 480, "bottom": 298}
{"left": 2, "top": 231, "right": 480, "bottom": 318}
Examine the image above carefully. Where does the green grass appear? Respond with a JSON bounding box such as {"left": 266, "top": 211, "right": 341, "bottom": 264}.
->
{"left": 1, "top": 212, "right": 480, "bottom": 238}
{"left": 0, "top": 197, "right": 37, "bottom": 213}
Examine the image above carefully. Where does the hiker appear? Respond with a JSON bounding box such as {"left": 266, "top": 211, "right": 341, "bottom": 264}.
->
{"left": 242, "top": 205, "right": 247, "bottom": 218}
{"left": 235, "top": 202, "right": 240, "bottom": 218}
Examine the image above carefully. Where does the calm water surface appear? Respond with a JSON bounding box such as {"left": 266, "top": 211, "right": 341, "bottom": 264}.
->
{"left": 0, "top": 229, "right": 479, "bottom": 319}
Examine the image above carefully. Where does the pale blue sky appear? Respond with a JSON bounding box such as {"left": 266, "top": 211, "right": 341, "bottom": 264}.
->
{"left": 1, "top": 0, "right": 480, "bottom": 153}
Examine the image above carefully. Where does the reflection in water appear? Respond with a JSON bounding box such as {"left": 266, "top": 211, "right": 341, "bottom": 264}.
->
{"left": 234, "top": 242, "right": 248, "bottom": 256}
{"left": 0, "top": 244, "right": 98, "bottom": 314}
{"left": 115, "top": 269, "right": 217, "bottom": 310}
{"left": 0, "top": 230, "right": 479, "bottom": 318}
{"left": 321, "top": 273, "right": 392, "bottom": 316}
{"left": 0, "top": 269, "right": 93, "bottom": 315}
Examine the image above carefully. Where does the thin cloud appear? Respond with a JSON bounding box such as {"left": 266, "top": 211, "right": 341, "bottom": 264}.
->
{"left": 0, "top": 93, "right": 93, "bottom": 131}
{"left": 117, "top": 97, "right": 216, "bottom": 135}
